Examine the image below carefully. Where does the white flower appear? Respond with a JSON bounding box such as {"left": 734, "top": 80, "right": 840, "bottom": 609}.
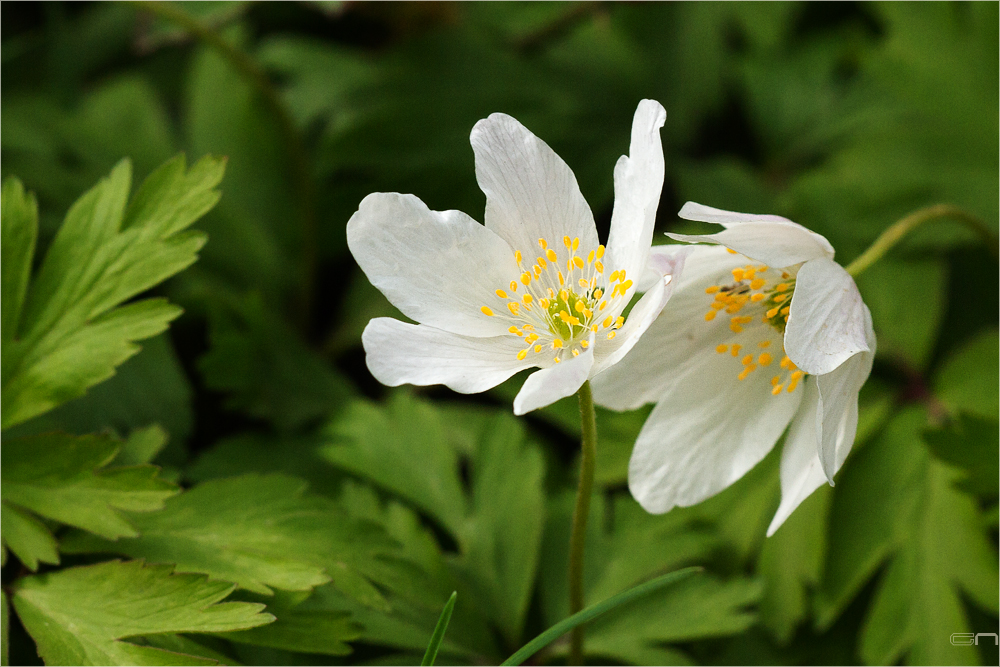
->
{"left": 347, "top": 100, "right": 677, "bottom": 415}
{"left": 591, "top": 202, "right": 876, "bottom": 535}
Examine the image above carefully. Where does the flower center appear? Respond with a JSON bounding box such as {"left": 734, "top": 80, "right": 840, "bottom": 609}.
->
{"left": 703, "top": 258, "right": 807, "bottom": 395}
{"left": 480, "top": 236, "right": 632, "bottom": 363}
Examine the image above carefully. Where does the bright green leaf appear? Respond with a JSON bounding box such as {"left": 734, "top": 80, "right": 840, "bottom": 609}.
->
{"left": 0, "top": 503, "right": 59, "bottom": 571}
{"left": 1, "top": 155, "right": 223, "bottom": 429}
{"left": 934, "top": 328, "right": 999, "bottom": 420}
{"left": 0, "top": 178, "right": 37, "bottom": 348}
{"left": 12, "top": 560, "right": 273, "bottom": 666}
{"left": 924, "top": 415, "right": 999, "bottom": 500}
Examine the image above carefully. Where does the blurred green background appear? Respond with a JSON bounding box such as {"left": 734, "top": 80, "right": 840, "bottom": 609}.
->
{"left": 2, "top": 2, "right": 997, "bottom": 665}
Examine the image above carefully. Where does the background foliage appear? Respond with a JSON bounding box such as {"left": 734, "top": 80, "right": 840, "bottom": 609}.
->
{"left": 1, "top": 2, "right": 997, "bottom": 665}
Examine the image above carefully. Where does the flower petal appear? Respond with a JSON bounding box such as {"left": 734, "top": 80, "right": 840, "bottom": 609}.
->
{"left": 626, "top": 335, "right": 804, "bottom": 513}
{"left": 785, "top": 257, "right": 870, "bottom": 376}
{"left": 591, "top": 249, "right": 685, "bottom": 377}
{"left": 767, "top": 379, "right": 827, "bottom": 536}
{"left": 591, "top": 245, "right": 739, "bottom": 411}
{"left": 605, "top": 100, "right": 667, "bottom": 287}
{"left": 362, "top": 317, "right": 533, "bottom": 393}
{"left": 814, "top": 304, "right": 876, "bottom": 480}
{"left": 347, "top": 193, "right": 519, "bottom": 337}
{"left": 512, "top": 333, "right": 595, "bottom": 415}
{"left": 471, "top": 113, "right": 598, "bottom": 259}
{"left": 668, "top": 202, "right": 834, "bottom": 267}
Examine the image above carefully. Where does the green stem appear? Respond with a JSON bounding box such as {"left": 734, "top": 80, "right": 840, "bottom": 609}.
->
{"left": 568, "top": 380, "right": 598, "bottom": 665}
{"left": 845, "top": 204, "right": 997, "bottom": 277}
{"left": 421, "top": 591, "right": 457, "bottom": 666}
{"left": 130, "top": 1, "right": 318, "bottom": 331}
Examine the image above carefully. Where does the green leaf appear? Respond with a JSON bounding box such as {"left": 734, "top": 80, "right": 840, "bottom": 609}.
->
{"left": 924, "top": 415, "right": 999, "bottom": 500}
{"left": 1, "top": 178, "right": 37, "bottom": 348}
{"left": 62, "top": 474, "right": 398, "bottom": 607}
{"left": 11, "top": 560, "right": 273, "bottom": 666}
{"left": 1, "top": 591, "right": 8, "bottom": 667}
{"left": 421, "top": 591, "right": 457, "bottom": 666}
{"left": 1, "top": 155, "right": 223, "bottom": 429}
{"left": 320, "top": 393, "right": 467, "bottom": 535}
{"left": 819, "top": 408, "right": 999, "bottom": 664}
{"left": 1, "top": 432, "right": 177, "bottom": 569}
{"left": 934, "top": 329, "right": 999, "bottom": 420}
{"left": 115, "top": 424, "right": 170, "bottom": 467}
{"left": 198, "top": 294, "right": 353, "bottom": 431}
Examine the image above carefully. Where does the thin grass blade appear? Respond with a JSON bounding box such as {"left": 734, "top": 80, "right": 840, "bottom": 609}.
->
{"left": 420, "top": 590, "right": 457, "bottom": 666}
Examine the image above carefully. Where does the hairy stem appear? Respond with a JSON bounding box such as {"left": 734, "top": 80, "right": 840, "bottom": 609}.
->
{"left": 569, "top": 380, "right": 598, "bottom": 665}
{"left": 845, "top": 204, "right": 997, "bottom": 277}
{"left": 131, "top": 1, "right": 318, "bottom": 331}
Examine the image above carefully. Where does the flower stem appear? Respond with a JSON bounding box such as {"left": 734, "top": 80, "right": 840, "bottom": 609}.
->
{"left": 845, "top": 204, "right": 997, "bottom": 277}
{"left": 130, "top": 1, "right": 319, "bottom": 332}
{"left": 569, "top": 380, "right": 597, "bottom": 665}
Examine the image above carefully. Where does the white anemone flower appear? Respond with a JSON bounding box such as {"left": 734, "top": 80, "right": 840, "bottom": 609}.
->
{"left": 592, "top": 202, "right": 876, "bottom": 535}
{"left": 347, "top": 100, "right": 678, "bottom": 416}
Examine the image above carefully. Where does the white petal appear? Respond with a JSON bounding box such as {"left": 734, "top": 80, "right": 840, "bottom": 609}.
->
{"left": 591, "top": 245, "right": 739, "bottom": 410}
{"left": 347, "top": 193, "right": 518, "bottom": 337}
{"left": 604, "top": 100, "right": 667, "bottom": 285}
{"left": 669, "top": 202, "right": 834, "bottom": 267}
{"left": 362, "top": 317, "right": 532, "bottom": 393}
{"left": 784, "top": 257, "right": 870, "bottom": 376}
{"left": 591, "top": 249, "right": 684, "bottom": 376}
{"left": 814, "top": 304, "right": 876, "bottom": 480}
{"left": 626, "top": 336, "right": 804, "bottom": 513}
{"left": 471, "top": 113, "right": 598, "bottom": 259}
{"left": 767, "top": 379, "right": 827, "bottom": 536}
{"left": 513, "top": 334, "right": 595, "bottom": 415}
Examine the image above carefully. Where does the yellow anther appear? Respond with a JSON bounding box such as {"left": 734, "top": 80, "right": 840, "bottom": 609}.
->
{"left": 552, "top": 339, "right": 564, "bottom": 349}
{"left": 750, "top": 278, "right": 765, "bottom": 290}
{"left": 591, "top": 324, "right": 598, "bottom": 332}
{"left": 534, "top": 266, "right": 542, "bottom": 278}
{"left": 599, "top": 301, "right": 608, "bottom": 311}
{"left": 705, "top": 311, "right": 717, "bottom": 321}
{"left": 570, "top": 316, "right": 580, "bottom": 326}
{"left": 514, "top": 250, "right": 522, "bottom": 264}
{"left": 516, "top": 349, "right": 527, "bottom": 360}
{"left": 766, "top": 307, "right": 780, "bottom": 318}
{"left": 791, "top": 370, "right": 804, "bottom": 381}
{"left": 759, "top": 340, "right": 772, "bottom": 348}
{"left": 546, "top": 249, "right": 558, "bottom": 262}
{"left": 594, "top": 289, "right": 603, "bottom": 299}
{"left": 495, "top": 289, "right": 508, "bottom": 298}
{"left": 706, "top": 285, "right": 721, "bottom": 294}
{"left": 578, "top": 278, "right": 589, "bottom": 288}
{"left": 716, "top": 344, "right": 728, "bottom": 354}
{"left": 727, "top": 248, "right": 738, "bottom": 254}
{"left": 547, "top": 288, "right": 555, "bottom": 298}
{"left": 771, "top": 376, "right": 781, "bottom": 386}
{"left": 738, "top": 365, "right": 756, "bottom": 381}
{"left": 574, "top": 301, "right": 586, "bottom": 313}
{"left": 751, "top": 293, "right": 766, "bottom": 302}
{"left": 730, "top": 323, "right": 743, "bottom": 333}
{"left": 567, "top": 259, "right": 574, "bottom": 272}
{"left": 558, "top": 271, "right": 565, "bottom": 286}
{"left": 772, "top": 384, "right": 784, "bottom": 395}
{"left": 620, "top": 279, "right": 633, "bottom": 292}
{"left": 780, "top": 355, "right": 792, "bottom": 369}
{"left": 573, "top": 256, "right": 585, "bottom": 269}
{"left": 534, "top": 345, "right": 542, "bottom": 353}
{"left": 744, "top": 269, "right": 756, "bottom": 281}
{"left": 507, "top": 302, "right": 520, "bottom": 315}
{"left": 607, "top": 331, "right": 616, "bottom": 339}
{"left": 521, "top": 272, "right": 531, "bottom": 285}
{"left": 559, "top": 289, "right": 569, "bottom": 302}
{"left": 603, "top": 316, "right": 614, "bottom": 328}
{"left": 758, "top": 353, "right": 773, "bottom": 366}
{"left": 525, "top": 334, "right": 539, "bottom": 344}
{"left": 510, "top": 280, "right": 518, "bottom": 292}
{"left": 537, "top": 256, "right": 547, "bottom": 269}
{"left": 780, "top": 306, "right": 790, "bottom": 316}
{"left": 523, "top": 294, "right": 533, "bottom": 304}
{"left": 523, "top": 324, "right": 534, "bottom": 331}
{"left": 787, "top": 381, "right": 799, "bottom": 393}
{"left": 733, "top": 316, "right": 754, "bottom": 324}
{"left": 758, "top": 265, "right": 768, "bottom": 272}
{"left": 595, "top": 245, "right": 605, "bottom": 259}
{"left": 609, "top": 270, "right": 620, "bottom": 283}
{"left": 563, "top": 236, "right": 572, "bottom": 248}
{"left": 583, "top": 308, "right": 592, "bottom": 318}
{"left": 538, "top": 238, "right": 548, "bottom": 250}
{"left": 554, "top": 357, "right": 561, "bottom": 363}
{"left": 580, "top": 340, "right": 589, "bottom": 349}
{"left": 731, "top": 344, "right": 742, "bottom": 356}
{"left": 508, "top": 325, "right": 520, "bottom": 334}
{"left": 559, "top": 310, "right": 572, "bottom": 323}
{"left": 742, "top": 354, "right": 754, "bottom": 366}
{"left": 781, "top": 271, "right": 790, "bottom": 278}
{"left": 774, "top": 293, "right": 789, "bottom": 303}
{"left": 595, "top": 261, "right": 604, "bottom": 274}
{"left": 572, "top": 237, "right": 580, "bottom": 250}
{"left": 615, "top": 316, "right": 625, "bottom": 329}
{"left": 732, "top": 268, "right": 745, "bottom": 282}
{"left": 776, "top": 283, "right": 790, "bottom": 292}
{"left": 481, "top": 306, "right": 494, "bottom": 316}
{"left": 572, "top": 349, "right": 580, "bottom": 357}
{"left": 539, "top": 298, "right": 550, "bottom": 309}
{"left": 587, "top": 250, "right": 595, "bottom": 264}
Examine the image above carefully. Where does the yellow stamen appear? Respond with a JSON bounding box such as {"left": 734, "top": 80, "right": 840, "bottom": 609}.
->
{"left": 706, "top": 285, "right": 721, "bottom": 294}
{"left": 516, "top": 349, "right": 527, "bottom": 360}
{"left": 539, "top": 298, "right": 549, "bottom": 308}
{"left": 742, "top": 354, "right": 753, "bottom": 366}
{"left": 596, "top": 245, "right": 605, "bottom": 259}
{"left": 587, "top": 250, "right": 595, "bottom": 264}
{"left": 759, "top": 340, "right": 772, "bottom": 348}
{"left": 766, "top": 307, "right": 780, "bottom": 318}
{"left": 508, "top": 325, "right": 520, "bottom": 334}
{"left": 522, "top": 294, "right": 533, "bottom": 304}
{"left": 525, "top": 334, "right": 539, "bottom": 344}
{"left": 546, "top": 249, "right": 558, "bottom": 262}
{"left": 572, "top": 349, "right": 580, "bottom": 357}
{"left": 580, "top": 340, "right": 589, "bottom": 349}
{"left": 738, "top": 365, "right": 756, "bottom": 381}
{"left": 538, "top": 238, "right": 547, "bottom": 249}
{"left": 507, "top": 302, "right": 520, "bottom": 315}
{"left": 495, "top": 289, "right": 508, "bottom": 298}
{"left": 758, "top": 353, "right": 773, "bottom": 366}
{"left": 521, "top": 272, "right": 531, "bottom": 285}
{"left": 572, "top": 237, "right": 579, "bottom": 251}
{"left": 771, "top": 376, "right": 781, "bottom": 386}
{"left": 730, "top": 322, "right": 743, "bottom": 333}
{"left": 594, "top": 289, "right": 603, "bottom": 299}
{"left": 607, "top": 331, "right": 616, "bottom": 339}
{"left": 552, "top": 339, "right": 564, "bottom": 349}
{"left": 573, "top": 256, "right": 585, "bottom": 269}
{"left": 595, "top": 261, "right": 604, "bottom": 273}
{"left": 705, "top": 311, "right": 717, "bottom": 321}
{"left": 559, "top": 289, "right": 569, "bottom": 302}
{"left": 603, "top": 316, "right": 614, "bottom": 328}
{"left": 538, "top": 256, "right": 547, "bottom": 269}
{"left": 523, "top": 324, "right": 534, "bottom": 331}
{"left": 716, "top": 344, "right": 728, "bottom": 354}
{"left": 731, "top": 344, "right": 742, "bottom": 357}
{"left": 751, "top": 293, "right": 766, "bottom": 302}
{"left": 727, "top": 248, "right": 738, "bottom": 254}
{"left": 750, "top": 278, "right": 765, "bottom": 290}
{"left": 558, "top": 271, "right": 565, "bottom": 286}
{"left": 732, "top": 268, "right": 745, "bottom": 281}
{"left": 563, "top": 236, "right": 572, "bottom": 248}
{"left": 534, "top": 345, "right": 542, "bottom": 353}
{"left": 554, "top": 357, "right": 561, "bottom": 363}
{"left": 575, "top": 301, "right": 586, "bottom": 313}
{"left": 610, "top": 270, "right": 620, "bottom": 282}
{"left": 780, "top": 306, "right": 790, "bottom": 316}
{"left": 481, "top": 306, "right": 494, "bottom": 316}
{"left": 776, "top": 283, "right": 790, "bottom": 292}
{"left": 514, "top": 250, "right": 522, "bottom": 264}
{"left": 774, "top": 293, "right": 789, "bottom": 303}
{"left": 772, "top": 384, "right": 784, "bottom": 395}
